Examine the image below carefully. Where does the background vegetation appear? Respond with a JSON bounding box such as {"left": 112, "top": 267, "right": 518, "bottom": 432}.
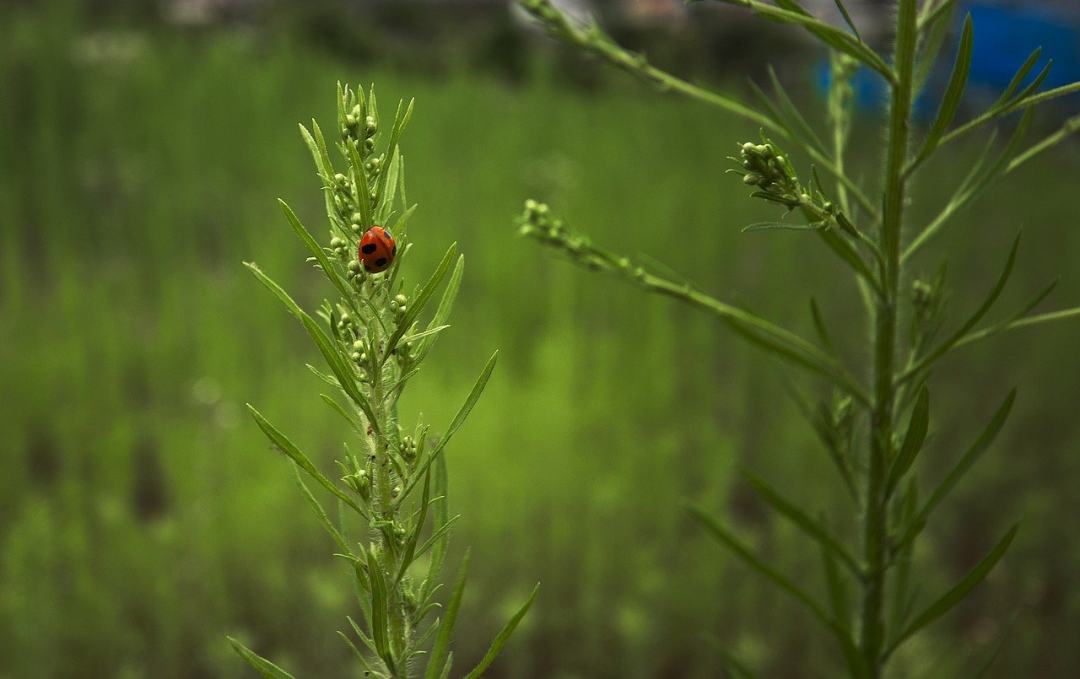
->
{"left": 1, "top": 2, "right": 1078, "bottom": 676}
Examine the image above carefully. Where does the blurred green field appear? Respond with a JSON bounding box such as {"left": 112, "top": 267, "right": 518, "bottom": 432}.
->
{"left": 2, "top": 4, "right": 1080, "bottom": 678}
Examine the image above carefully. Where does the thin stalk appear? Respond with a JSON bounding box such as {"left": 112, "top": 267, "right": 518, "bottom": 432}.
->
{"left": 370, "top": 345, "right": 408, "bottom": 673}
{"left": 862, "top": 1, "right": 918, "bottom": 675}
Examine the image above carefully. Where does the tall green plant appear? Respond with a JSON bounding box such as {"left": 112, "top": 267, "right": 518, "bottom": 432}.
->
{"left": 518, "top": 1, "right": 1080, "bottom": 676}
{"left": 232, "top": 84, "right": 537, "bottom": 679}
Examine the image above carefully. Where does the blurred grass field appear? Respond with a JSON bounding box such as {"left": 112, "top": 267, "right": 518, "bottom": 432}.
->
{"left": 2, "top": 3, "right": 1080, "bottom": 677}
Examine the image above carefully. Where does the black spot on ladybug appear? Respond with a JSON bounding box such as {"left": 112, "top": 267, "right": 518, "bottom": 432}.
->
{"left": 361, "top": 243, "right": 377, "bottom": 254}
{"left": 375, "top": 257, "right": 387, "bottom": 267}
{"left": 363, "top": 261, "right": 376, "bottom": 272}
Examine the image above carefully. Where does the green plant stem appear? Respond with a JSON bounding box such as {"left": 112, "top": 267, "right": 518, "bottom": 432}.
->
{"left": 370, "top": 350, "right": 408, "bottom": 673}
{"left": 525, "top": 0, "right": 879, "bottom": 220}
{"left": 861, "top": 1, "right": 918, "bottom": 674}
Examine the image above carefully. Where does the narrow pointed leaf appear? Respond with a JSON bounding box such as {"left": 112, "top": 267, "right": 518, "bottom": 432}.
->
{"left": 742, "top": 221, "right": 823, "bottom": 233}
{"left": 915, "top": 0, "right": 955, "bottom": 94}
{"left": 247, "top": 404, "right": 366, "bottom": 518}
{"left": 903, "top": 233, "right": 1020, "bottom": 379}
{"left": 740, "top": 469, "right": 862, "bottom": 577}
{"left": 889, "top": 525, "right": 1018, "bottom": 653}
{"left": 886, "top": 386, "right": 930, "bottom": 497}
{"left": 688, "top": 505, "right": 833, "bottom": 634}
{"left": 397, "top": 351, "right": 498, "bottom": 505}
{"left": 911, "top": 14, "right": 973, "bottom": 171}
{"left": 395, "top": 469, "right": 432, "bottom": 585}
{"left": 292, "top": 463, "right": 353, "bottom": 556}
{"left": 278, "top": 199, "right": 350, "bottom": 299}
{"left": 365, "top": 547, "right": 397, "bottom": 673}
{"left": 809, "top": 298, "right": 836, "bottom": 354}
{"left": 463, "top": 582, "right": 540, "bottom": 679}
{"left": 833, "top": 0, "right": 861, "bottom": 41}
{"left": 418, "top": 255, "right": 464, "bottom": 359}
{"left": 383, "top": 242, "right": 457, "bottom": 361}
{"left": 993, "top": 47, "right": 1043, "bottom": 108}
{"left": 768, "top": 65, "right": 826, "bottom": 153}
{"left": 898, "top": 390, "right": 1016, "bottom": 549}
{"left": 227, "top": 637, "right": 296, "bottom": 679}
{"left": 245, "top": 263, "right": 376, "bottom": 424}
{"left": 422, "top": 452, "right": 451, "bottom": 605}
{"left": 425, "top": 550, "right": 469, "bottom": 679}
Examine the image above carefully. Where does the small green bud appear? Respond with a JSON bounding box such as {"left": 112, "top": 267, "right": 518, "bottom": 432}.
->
{"left": 364, "top": 138, "right": 375, "bottom": 152}
{"left": 334, "top": 173, "right": 348, "bottom": 185}
{"left": 350, "top": 351, "right": 362, "bottom": 362}
{"left": 394, "top": 293, "right": 408, "bottom": 306}
{"left": 350, "top": 223, "right": 362, "bottom": 234}
{"left": 365, "top": 116, "right": 377, "bottom": 137}
{"left": 330, "top": 236, "right": 345, "bottom": 248}
{"left": 348, "top": 259, "right": 362, "bottom": 273}
{"left": 743, "top": 173, "right": 761, "bottom": 186}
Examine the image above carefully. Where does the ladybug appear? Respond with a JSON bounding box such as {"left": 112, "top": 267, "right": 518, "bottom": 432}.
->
{"left": 357, "top": 226, "right": 396, "bottom": 273}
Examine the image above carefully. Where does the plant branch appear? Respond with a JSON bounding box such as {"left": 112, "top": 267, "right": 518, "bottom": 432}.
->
{"left": 520, "top": 0, "right": 879, "bottom": 220}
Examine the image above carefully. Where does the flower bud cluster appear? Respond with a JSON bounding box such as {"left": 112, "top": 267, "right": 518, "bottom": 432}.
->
{"left": 344, "top": 468, "right": 371, "bottom": 501}
{"left": 910, "top": 269, "right": 947, "bottom": 346}
{"left": 399, "top": 435, "right": 417, "bottom": 461}
{"left": 737, "top": 140, "right": 804, "bottom": 209}
{"left": 518, "top": 199, "right": 624, "bottom": 274}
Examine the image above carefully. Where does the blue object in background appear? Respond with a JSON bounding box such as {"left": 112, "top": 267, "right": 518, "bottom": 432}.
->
{"left": 815, "top": 1, "right": 1080, "bottom": 120}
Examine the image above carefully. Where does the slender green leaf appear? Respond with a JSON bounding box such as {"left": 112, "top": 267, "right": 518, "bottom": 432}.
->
{"left": 901, "top": 233, "right": 1020, "bottom": 380}
{"left": 1007, "top": 113, "right": 1080, "bottom": 174}
{"left": 336, "top": 630, "right": 379, "bottom": 675}
{"left": 395, "top": 469, "right": 431, "bottom": 585}
{"left": 993, "top": 47, "right": 1043, "bottom": 109}
{"left": 247, "top": 404, "right": 367, "bottom": 518}
{"left": 742, "top": 221, "right": 823, "bottom": 233}
{"left": 292, "top": 463, "right": 353, "bottom": 556}
{"left": 687, "top": 505, "right": 838, "bottom": 638}
{"left": 740, "top": 469, "right": 862, "bottom": 577}
{"left": 898, "top": 390, "right": 1016, "bottom": 549}
{"left": 768, "top": 65, "right": 827, "bottom": 154}
{"left": 885, "top": 386, "right": 930, "bottom": 497}
{"left": 365, "top": 547, "right": 396, "bottom": 673}
{"left": 463, "top": 583, "right": 540, "bottom": 679}
{"left": 888, "top": 525, "right": 1018, "bottom": 654}
{"left": 833, "top": 0, "right": 861, "bottom": 41}
{"left": 809, "top": 298, "right": 836, "bottom": 355}
{"left": 436, "top": 653, "right": 454, "bottom": 679}
{"left": 397, "top": 351, "right": 498, "bottom": 506}
{"left": 245, "top": 262, "right": 377, "bottom": 424}
{"left": 376, "top": 98, "right": 415, "bottom": 210}
{"left": 412, "top": 516, "right": 462, "bottom": 564}
{"left": 702, "top": 0, "right": 893, "bottom": 81}
{"left": 915, "top": 0, "right": 955, "bottom": 93}
{"left": 425, "top": 550, "right": 469, "bottom": 679}
{"left": 378, "top": 147, "right": 402, "bottom": 223}
{"left": 418, "top": 255, "right": 464, "bottom": 359}
{"left": 278, "top": 199, "right": 350, "bottom": 299}
{"left": 383, "top": 242, "right": 457, "bottom": 361}
{"left": 956, "top": 304, "right": 1080, "bottom": 350}
{"left": 422, "top": 453, "right": 451, "bottom": 606}
{"left": 910, "top": 14, "right": 973, "bottom": 172}
{"left": 227, "top": 637, "right": 296, "bottom": 679}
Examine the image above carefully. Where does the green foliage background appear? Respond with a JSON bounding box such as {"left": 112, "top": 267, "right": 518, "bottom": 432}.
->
{"left": 1, "top": 3, "right": 1078, "bottom": 677}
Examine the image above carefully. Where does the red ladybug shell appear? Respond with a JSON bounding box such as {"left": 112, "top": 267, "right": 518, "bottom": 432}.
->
{"left": 357, "top": 226, "right": 396, "bottom": 273}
